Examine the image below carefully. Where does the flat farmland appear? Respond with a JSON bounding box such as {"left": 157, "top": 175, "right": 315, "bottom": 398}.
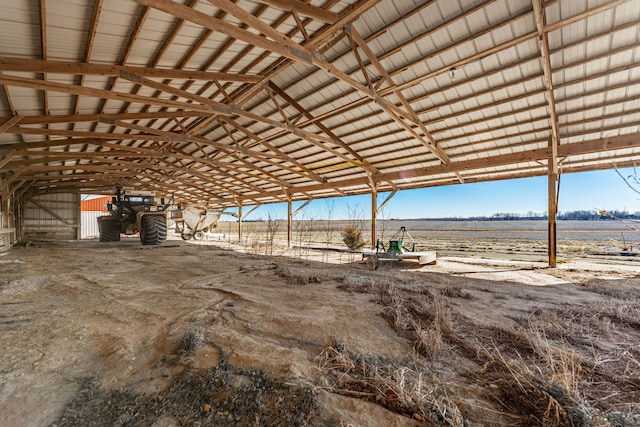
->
{"left": 214, "top": 219, "right": 640, "bottom": 261}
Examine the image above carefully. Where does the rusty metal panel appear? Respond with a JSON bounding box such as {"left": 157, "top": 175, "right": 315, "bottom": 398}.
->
{"left": 22, "top": 193, "right": 79, "bottom": 241}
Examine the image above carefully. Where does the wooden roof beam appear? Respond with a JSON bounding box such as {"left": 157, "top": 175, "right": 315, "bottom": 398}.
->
{"left": 218, "top": 117, "right": 325, "bottom": 182}
{"left": 149, "top": 0, "right": 444, "bottom": 164}
{"left": 384, "top": 0, "right": 630, "bottom": 96}
{"left": 72, "top": 0, "right": 103, "bottom": 129}
{"left": 39, "top": 0, "right": 49, "bottom": 119}
{"left": 0, "top": 74, "right": 212, "bottom": 114}
{"left": 264, "top": 0, "right": 512, "bottom": 120}
{"left": 216, "top": 118, "right": 321, "bottom": 183}
{"left": 543, "top": 0, "right": 632, "bottom": 33}
{"left": 0, "top": 57, "right": 261, "bottom": 83}
{"left": 247, "top": 0, "right": 339, "bottom": 23}
{"left": 0, "top": 115, "right": 22, "bottom": 133}
{"left": 117, "top": 71, "right": 370, "bottom": 170}
{"left": 171, "top": 6, "right": 346, "bottom": 168}
{"left": 110, "top": 118, "right": 311, "bottom": 185}
{"left": 346, "top": 25, "right": 450, "bottom": 164}
{"left": 233, "top": 133, "right": 640, "bottom": 203}
{"left": 266, "top": 82, "right": 376, "bottom": 172}
{"left": 533, "top": 0, "right": 560, "bottom": 176}
{"left": 0, "top": 110, "right": 208, "bottom": 126}
{"left": 204, "top": 0, "right": 381, "bottom": 108}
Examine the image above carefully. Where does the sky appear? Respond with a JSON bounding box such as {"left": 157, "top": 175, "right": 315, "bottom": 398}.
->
{"left": 230, "top": 167, "right": 640, "bottom": 221}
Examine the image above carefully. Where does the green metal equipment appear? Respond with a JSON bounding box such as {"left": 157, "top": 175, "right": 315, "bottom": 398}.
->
{"left": 364, "top": 226, "right": 437, "bottom": 270}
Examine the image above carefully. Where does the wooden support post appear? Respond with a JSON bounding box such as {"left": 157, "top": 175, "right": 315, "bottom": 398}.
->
{"left": 237, "top": 204, "right": 243, "bottom": 241}
{"left": 287, "top": 198, "right": 292, "bottom": 248}
{"left": 1, "top": 184, "right": 11, "bottom": 247}
{"left": 14, "top": 195, "right": 22, "bottom": 243}
{"left": 371, "top": 187, "right": 377, "bottom": 249}
{"left": 548, "top": 160, "right": 558, "bottom": 267}
{"left": 75, "top": 193, "right": 82, "bottom": 240}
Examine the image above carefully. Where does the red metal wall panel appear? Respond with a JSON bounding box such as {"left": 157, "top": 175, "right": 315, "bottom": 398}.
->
{"left": 81, "top": 196, "right": 111, "bottom": 212}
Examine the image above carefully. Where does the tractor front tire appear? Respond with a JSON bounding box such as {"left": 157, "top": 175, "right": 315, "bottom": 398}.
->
{"left": 140, "top": 215, "right": 167, "bottom": 245}
{"left": 98, "top": 217, "right": 121, "bottom": 242}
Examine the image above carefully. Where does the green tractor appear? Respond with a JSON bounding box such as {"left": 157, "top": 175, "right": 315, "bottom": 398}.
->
{"left": 97, "top": 186, "right": 170, "bottom": 245}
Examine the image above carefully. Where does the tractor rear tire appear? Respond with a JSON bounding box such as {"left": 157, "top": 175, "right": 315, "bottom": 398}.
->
{"left": 140, "top": 215, "right": 167, "bottom": 245}
{"left": 98, "top": 217, "right": 121, "bottom": 242}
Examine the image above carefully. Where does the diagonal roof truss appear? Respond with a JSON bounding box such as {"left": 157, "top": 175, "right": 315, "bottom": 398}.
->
{"left": 0, "top": 0, "right": 639, "bottom": 207}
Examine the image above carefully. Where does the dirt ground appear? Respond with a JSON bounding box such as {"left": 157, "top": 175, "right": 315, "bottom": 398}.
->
{"left": 1, "top": 235, "right": 639, "bottom": 426}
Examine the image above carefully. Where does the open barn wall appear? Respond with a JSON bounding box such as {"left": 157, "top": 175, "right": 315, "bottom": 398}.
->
{"left": 0, "top": 0, "right": 639, "bottom": 258}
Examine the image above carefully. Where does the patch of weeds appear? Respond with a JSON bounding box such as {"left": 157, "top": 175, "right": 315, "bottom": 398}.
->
{"left": 53, "top": 361, "right": 317, "bottom": 427}
{"left": 178, "top": 330, "right": 205, "bottom": 355}
{"left": 441, "top": 287, "right": 476, "bottom": 300}
{"left": 273, "top": 262, "right": 315, "bottom": 285}
{"left": 336, "top": 276, "right": 377, "bottom": 293}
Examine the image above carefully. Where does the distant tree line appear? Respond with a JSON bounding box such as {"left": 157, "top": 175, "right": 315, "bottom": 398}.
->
{"left": 406, "top": 210, "right": 640, "bottom": 221}
{"left": 558, "top": 210, "right": 640, "bottom": 220}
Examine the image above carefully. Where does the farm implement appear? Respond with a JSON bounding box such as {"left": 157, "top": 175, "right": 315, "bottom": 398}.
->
{"left": 171, "top": 207, "right": 221, "bottom": 241}
{"left": 363, "top": 226, "right": 437, "bottom": 270}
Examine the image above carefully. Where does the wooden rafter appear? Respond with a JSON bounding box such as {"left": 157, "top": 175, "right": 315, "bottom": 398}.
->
{"left": 0, "top": 110, "right": 208, "bottom": 126}
{"left": 0, "top": 0, "right": 637, "bottom": 213}
{"left": 248, "top": 0, "right": 339, "bottom": 23}
{"left": 138, "top": 0, "right": 451, "bottom": 165}
{"left": 345, "top": 25, "right": 450, "bottom": 163}
{"left": 114, "top": 71, "right": 371, "bottom": 170}
{"left": 0, "top": 115, "right": 22, "bottom": 133}
{"left": 0, "top": 74, "right": 212, "bottom": 114}
{"left": 218, "top": 117, "right": 325, "bottom": 182}
{"left": 72, "top": 0, "right": 103, "bottom": 129}
{"left": 533, "top": 0, "right": 560, "bottom": 176}
{"left": 39, "top": 0, "right": 48, "bottom": 118}
{"left": 266, "top": 82, "right": 375, "bottom": 172}
{"left": 0, "top": 57, "right": 261, "bottom": 83}
{"left": 234, "top": 133, "right": 640, "bottom": 203}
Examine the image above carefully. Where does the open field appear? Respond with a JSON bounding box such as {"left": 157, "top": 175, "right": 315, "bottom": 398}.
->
{"left": 1, "top": 234, "right": 639, "bottom": 426}
{"left": 214, "top": 219, "right": 640, "bottom": 262}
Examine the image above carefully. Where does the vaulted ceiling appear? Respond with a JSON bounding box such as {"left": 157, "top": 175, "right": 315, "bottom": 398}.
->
{"left": 0, "top": 0, "right": 639, "bottom": 207}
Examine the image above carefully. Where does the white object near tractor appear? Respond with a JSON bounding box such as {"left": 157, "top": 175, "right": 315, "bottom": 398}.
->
{"left": 363, "top": 226, "right": 437, "bottom": 270}
{"left": 171, "top": 207, "right": 221, "bottom": 241}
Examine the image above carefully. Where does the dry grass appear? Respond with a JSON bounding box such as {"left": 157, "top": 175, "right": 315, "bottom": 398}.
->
{"left": 580, "top": 280, "right": 640, "bottom": 301}
{"left": 315, "top": 340, "right": 465, "bottom": 426}
{"left": 272, "top": 262, "right": 321, "bottom": 285}
{"left": 375, "top": 282, "right": 454, "bottom": 361}
{"left": 330, "top": 271, "right": 640, "bottom": 426}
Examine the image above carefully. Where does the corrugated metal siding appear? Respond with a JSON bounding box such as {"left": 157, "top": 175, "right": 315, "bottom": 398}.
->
{"left": 81, "top": 212, "right": 106, "bottom": 239}
{"left": 80, "top": 196, "right": 111, "bottom": 212}
{"left": 22, "top": 193, "right": 79, "bottom": 241}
